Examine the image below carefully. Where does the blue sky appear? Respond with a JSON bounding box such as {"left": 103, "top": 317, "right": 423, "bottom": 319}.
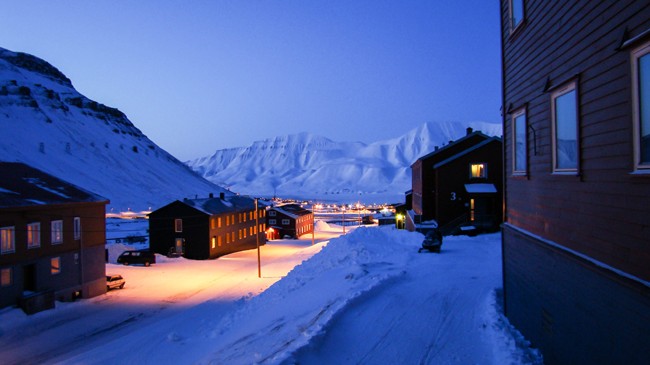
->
{"left": 0, "top": 1, "right": 501, "bottom": 160}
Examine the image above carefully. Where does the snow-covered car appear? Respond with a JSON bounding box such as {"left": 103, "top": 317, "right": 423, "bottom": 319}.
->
{"left": 117, "top": 250, "right": 156, "bottom": 266}
{"left": 106, "top": 274, "right": 125, "bottom": 290}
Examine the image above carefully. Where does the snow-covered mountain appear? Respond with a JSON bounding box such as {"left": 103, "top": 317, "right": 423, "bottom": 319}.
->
{"left": 0, "top": 47, "right": 227, "bottom": 211}
{"left": 187, "top": 121, "right": 502, "bottom": 203}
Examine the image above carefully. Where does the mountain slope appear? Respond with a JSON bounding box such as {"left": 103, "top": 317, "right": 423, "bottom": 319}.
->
{"left": 187, "top": 121, "right": 502, "bottom": 203}
{"left": 0, "top": 47, "right": 227, "bottom": 211}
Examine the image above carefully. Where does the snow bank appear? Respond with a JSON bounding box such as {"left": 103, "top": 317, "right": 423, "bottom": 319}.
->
{"left": 199, "top": 227, "right": 418, "bottom": 364}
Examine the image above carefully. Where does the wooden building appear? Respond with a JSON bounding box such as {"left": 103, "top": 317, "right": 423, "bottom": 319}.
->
{"left": 408, "top": 128, "right": 503, "bottom": 234}
{"left": 266, "top": 204, "right": 313, "bottom": 239}
{"left": 149, "top": 193, "right": 266, "bottom": 260}
{"left": 0, "top": 162, "right": 108, "bottom": 312}
{"left": 500, "top": 1, "right": 650, "bottom": 364}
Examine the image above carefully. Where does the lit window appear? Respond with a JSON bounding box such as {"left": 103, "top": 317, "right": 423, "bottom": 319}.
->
{"left": 212, "top": 236, "right": 216, "bottom": 249}
{"left": 1, "top": 268, "right": 12, "bottom": 286}
{"left": 632, "top": 41, "right": 650, "bottom": 170}
{"left": 51, "top": 257, "right": 61, "bottom": 275}
{"left": 218, "top": 217, "right": 222, "bottom": 227}
{"left": 51, "top": 220, "right": 63, "bottom": 244}
{"left": 26, "top": 222, "right": 40, "bottom": 249}
{"left": 1, "top": 227, "right": 15, "bottom": 254}
{"left": 174, "top": 219, "right": 183, "bottom": 233}
{"left": 470, "top": 199, "right": 475, "bottom": 221}
{"left": 509, "top": 0, "right": 524, "bottom": 31}
{"left": 74, "top": 217, "right": 81, "bottom": 240}
{"left": 282, "top": 219, "right": 290, "bottom": 226}
{"left": 231, "top": 232, "right": 235, "bottom": 242}
{"left": 218, "top": 235, "right": 222, "bottom": 246}
{"left": 551, "top": 82, "right": 578, "bottom": 172}
{"left": 513, "top": 109, "right": 527, "bottom": 174}
{"left": 470, "top": 163, "right": 487, "bottom": 179}
{"left": 211, "top": 218, "right": 216, "bottom": 229}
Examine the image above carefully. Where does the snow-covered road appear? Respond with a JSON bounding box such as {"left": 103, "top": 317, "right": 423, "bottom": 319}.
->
{"left": 0, "top": 224, "right": 541, "bottom": 364}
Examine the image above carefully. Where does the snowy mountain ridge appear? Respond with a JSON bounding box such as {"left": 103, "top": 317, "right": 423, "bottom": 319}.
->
{"left": 0, "top": 47, "right": 227, "bottom": 211}
{"left": 187, "top": 121, "right": 502, "bottom": 203}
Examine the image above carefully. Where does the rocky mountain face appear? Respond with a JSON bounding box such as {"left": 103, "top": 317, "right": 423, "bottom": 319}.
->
{"left": 0, "top": 47, "right": 227, "bottom": 211}
{"left": 187, "top": 121, "right": 502, "bottom": 204}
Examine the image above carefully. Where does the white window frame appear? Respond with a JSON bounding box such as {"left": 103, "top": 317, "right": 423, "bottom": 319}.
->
{"left": 269, "top": 211, "right": 276, "bottom": 216}
{"left": 512, "top": 108, "right": 528, "bottom": 175}
{"left": 282, "top": 219, "right": 290, "bottom": 226}
{"left": 74, "top": 217, "right": 81, "bottom": 240}
{"left": 1, "top": 267, "right": 12, "bottom": 286}
{"left": 51, "top": 220, "right": 63, "bottom": 244}
{"left": 632, "top": 40, "right": 650, "bottom": 172}
{"left": 509, "top": 0, "right": 525, "bottom": 33}
{"left": 269, "top": 219, "right": 277, "bottom": 225}
{"left": 51, "top": 257, "right": 61, "bottom": 275}
{"left": 1, "top": 226, "right": 15, "bottom": 254}
{"left": 469, "top": 163, "right": 488, "bottom": 179}
{"left": 174, "top": 219, "right": 183, "bottom": 233}
{"left": 551, "top": 81, "right": 579, "bottom": 173}
{"left": 27, "top": 222, "right": 40, "bottom": 249}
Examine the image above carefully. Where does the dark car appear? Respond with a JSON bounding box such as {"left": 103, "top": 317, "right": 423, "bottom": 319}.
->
{"left": 419, "top": 229, "right": 443, "bottom": 253}
{"left": 106, "top": 274, "right": 125, "bottom": 290}
{"left": 117, "top": 250, "right": 156, "bottom": 266}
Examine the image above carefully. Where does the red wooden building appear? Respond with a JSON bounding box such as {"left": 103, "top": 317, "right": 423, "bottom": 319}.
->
{"left": 0, "top": 163, "right": 108, "bottom": 312}
{"left": 500, "top": 1, "right": 650, "bottom": 363}
{"left": 266, "top": 204, "right": 313, "bottom": 239}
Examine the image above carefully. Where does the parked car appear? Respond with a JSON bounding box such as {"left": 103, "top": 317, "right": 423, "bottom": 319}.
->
{"left": 117, "top": 250, "right": 156, "bottom": 266}
{"left": 106, "top": 274, "right": 125, "bottom": 290}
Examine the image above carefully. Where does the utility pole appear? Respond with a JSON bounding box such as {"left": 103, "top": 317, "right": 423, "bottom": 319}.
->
{"left": 255, "top": 198, "right": 261, "bottom": 278}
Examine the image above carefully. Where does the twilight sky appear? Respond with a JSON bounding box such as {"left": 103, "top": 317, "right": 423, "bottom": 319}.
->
{"left": 0, "top": 1, "right": 501, "bottom": 161}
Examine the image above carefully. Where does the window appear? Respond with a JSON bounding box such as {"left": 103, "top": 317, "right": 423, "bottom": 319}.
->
{"left": 218, "top": 217, "right": 222, "bottom": 227}
{"left": 269, "top": 211, "right": 276, "bottom": 216}
{"left": 470, "top": 163, "right": 487, "bottom": 178}
{"left": 1, "top": 227, "right": 14, "bottom": 254}
{"left": 551, "top": 82, "right": 579, "bottom": 172}
{"left": 513, "top": 109, "right": 527, "bottom": 174}
{"left": 51, "top": 257, "right": 61, "bottom": 275}
{"left": 231, "top": 232, "right": 235, "bottom": 242}
{"left": 1, "top": 268, "right": 12, "bottom": 286}
{"left": 282, "top": 219, "right": 290, "bottom": 226}
{"left": 632, "top": 41, "right": 650, "bottom": 171}
{"left": 212, "top": 236, "right": 216, "bottom": 249}
{"left": 174, "top": 219, "right": 183, "bottom": 233}
{"left": 218, "top": 235, "right": 222, "bottom": 246}
{"left": 226, "top": 215, "right": 230, "bottom": 226}
{"left": 27, "top": 222, "right": 40, "bottom": 248}
{"left": 509, "top": 0, "right": 524, "bottom": 31}
{"left": 74, "top": 217, "right": 81, "bottom": 240}
{"left": 211, "top": 218, "right": 216, "bottom": 229}
{"left": 269, "top": 219, "right": 276, "bottom": 225}
{"left": 51, "top": 220, "right": 63, "bottom": 244}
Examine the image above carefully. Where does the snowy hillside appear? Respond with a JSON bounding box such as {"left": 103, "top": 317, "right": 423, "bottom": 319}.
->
{"left": 0, "top": 47, "right": 227, "bottom": 211}
{"left": 187, "top": 121, "right": 502, "bottom": 203}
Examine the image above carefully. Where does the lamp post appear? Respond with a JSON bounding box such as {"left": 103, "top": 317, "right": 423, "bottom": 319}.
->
{"left": 342, "top": 206, "right": 346, "bottom": 234}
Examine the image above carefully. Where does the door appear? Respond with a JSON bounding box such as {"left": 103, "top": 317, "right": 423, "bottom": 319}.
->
{"left": 471, "top": 197, "right": 494, "bottom": 229}
{"left": 175, "top": 238, "right": 184, "bottom": 255}
{"left": 23, "top": 264, "right": 36, "bottom": 292}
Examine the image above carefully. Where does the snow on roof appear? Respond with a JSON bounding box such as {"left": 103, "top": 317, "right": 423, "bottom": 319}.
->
{"left": 0, "top": 162, "right": 108, "bottom": 208}
{"left": 271, "top": 203, "right": 312, "bottom": 219}
{"left": 464, "top": 183, "right": 497, "bottom": 194}
{"left": 182, "top": 195, "right": 257, "bottom": 215}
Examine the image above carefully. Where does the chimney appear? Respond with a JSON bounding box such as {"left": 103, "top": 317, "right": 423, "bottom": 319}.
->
{"left": 209, "top": 193, "right": 214, "bottom": 199}
{"left": 435, "top": 146, "right": 439, "bottom": 151}
{"left": 466, "top": 127, "right": 473, "bottom": 135}
{"left": 219, "top": 192, "right": 225, "bottom": 200}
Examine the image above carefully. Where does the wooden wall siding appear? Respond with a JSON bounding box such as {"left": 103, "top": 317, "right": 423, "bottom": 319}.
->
{"left": 503, "top": 226, "right": 650, "bottom": 365}
{"left": 501, "top": 0, "right": 650, "bottom": 281}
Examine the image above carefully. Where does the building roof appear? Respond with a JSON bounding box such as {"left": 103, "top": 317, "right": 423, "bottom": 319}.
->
{"left": 181, "top": 195, "right": 261, "bottom": 215}
{"left": 432, "top": 137, "right": 502, "bottom": 169}
{"left": 0, "top": 162, "right": 108, "bottom": 208}
{"left": 464, "top": 183, "right": 498, "bottom": 194}
{"left": 270, "top": 203, "right": 312, "bottom": 220}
